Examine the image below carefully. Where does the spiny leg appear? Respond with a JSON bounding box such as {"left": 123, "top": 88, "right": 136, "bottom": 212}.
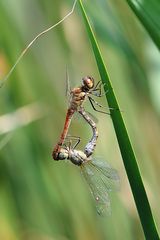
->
{"left": 88, "top": 96, "right": 111, "bottom": 115}
{"left": 89, "top": 96, "right": 122, "bottom": 114}
{"left": 91, "top": 82, "right": 103, "bottom": 97}
{"left": 91, "top": 82, "right": 108, "bottom": 97}
{"left": 64, "top": 135, "right": 81, "bottom": 149}
{"left": 93, "top": 80, "right": 101, "bottom": 89}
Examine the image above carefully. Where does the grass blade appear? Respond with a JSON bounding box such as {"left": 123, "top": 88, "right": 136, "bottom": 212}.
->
{"left": 125, "top": 0, "right": 160, "bottom": 49}
{"left": 78, "top": 0, "right": 159, "bottom": 239}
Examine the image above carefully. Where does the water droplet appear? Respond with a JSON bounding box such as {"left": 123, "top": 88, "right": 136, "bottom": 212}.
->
{"left": 96, "top": 196, "right": 99, "bottom": 202}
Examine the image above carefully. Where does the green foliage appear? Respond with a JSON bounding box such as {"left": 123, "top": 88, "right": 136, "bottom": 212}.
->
{"left": 126, "top": 0, "right": 160, "bottom": 49}
{"left": 0, "top": 0, "right": 160, "bottom": 240}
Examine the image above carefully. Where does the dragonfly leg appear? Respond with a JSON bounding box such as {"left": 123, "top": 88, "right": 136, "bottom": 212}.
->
{"left": 91, "top": 82, "right": 109, "bottom": 97}
{"left": 64, "top": 135, "right": 81, "bottom": 149}
{"left": 93, "top": 80, "right": 101, "bottom": 89}
{"left": 89, "top": 96, "right": 122, "bottom": 114}
{"left": 91, "top": 82, "right": 103, "bottom": 96}
{"left": 88, "top": 96, "right": 111, "bottom": 115}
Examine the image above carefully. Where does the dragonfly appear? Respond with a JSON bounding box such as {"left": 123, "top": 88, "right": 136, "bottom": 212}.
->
{"left": 52, "top": 76, "right": 109, "bottom": 160}
{"left": 54, "top": 82, "right": 119, "bottom": 215}
{"left": 56, "top": 137, "right": 119, "bottom": 215}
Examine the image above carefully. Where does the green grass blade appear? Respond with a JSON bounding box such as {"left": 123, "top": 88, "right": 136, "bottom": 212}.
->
{"left": 78, "top": 1, "right": 159, "bottom": 239}
{"left": 126, "top": 0, "right": 160, "bottom": 49}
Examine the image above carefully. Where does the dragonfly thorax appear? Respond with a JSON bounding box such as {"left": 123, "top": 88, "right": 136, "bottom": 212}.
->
{"left": 70, "top": 88, "right": 86, "bottom": 110}
{"left": 69, "top": 149, "right": 86, "bottom": 166}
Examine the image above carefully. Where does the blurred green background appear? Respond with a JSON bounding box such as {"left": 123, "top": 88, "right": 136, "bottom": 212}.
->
{"left": 0, "top": 0, "right": 160, "bottom": 239}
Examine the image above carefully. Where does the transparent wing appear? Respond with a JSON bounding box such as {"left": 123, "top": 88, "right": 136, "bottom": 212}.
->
{"left": 91, "top": 157, "right": 120, "bottom": 190}
{"left": 81, "top": 157, "right": 119, "bottom": 216}
{"left": 65, "top": 66, "right": 72, "bottom": 108}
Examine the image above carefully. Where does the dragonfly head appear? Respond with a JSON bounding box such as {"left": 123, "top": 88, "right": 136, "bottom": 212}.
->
{"left": 52, "top": 147, "right": 68, "bottom": 160}
{"left": 82, "top": 76, "right": 94, "bottom": 90}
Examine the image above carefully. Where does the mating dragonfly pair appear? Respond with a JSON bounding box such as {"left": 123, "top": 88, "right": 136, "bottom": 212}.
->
{"left": 52, "top": 76, "right": 119, "bottom": 215}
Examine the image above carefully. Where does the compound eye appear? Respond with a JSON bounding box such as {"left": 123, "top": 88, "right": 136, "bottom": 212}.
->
{"left": 57, "top": 148, "right": 68, "bottom": 160}
{"left": 82, "top": 76, "right": 94, "bottom": 89}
